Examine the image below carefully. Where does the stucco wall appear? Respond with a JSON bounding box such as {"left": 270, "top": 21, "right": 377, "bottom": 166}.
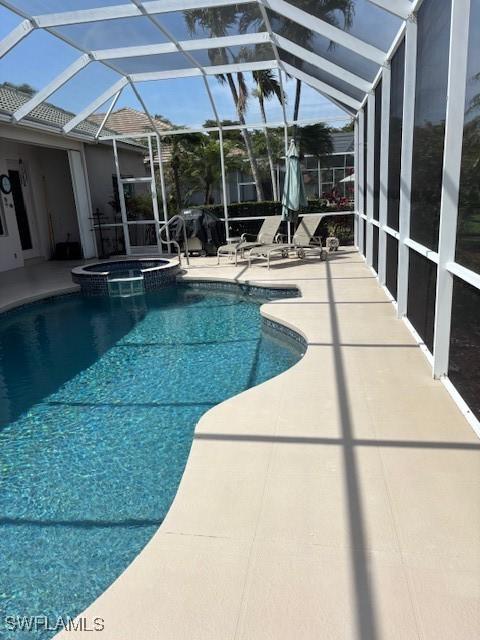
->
{"left": 84, "top": 143, "right": 147, "bottom": 218}
{"left": 0, "top": 138, "right": 79, "bottom": 270}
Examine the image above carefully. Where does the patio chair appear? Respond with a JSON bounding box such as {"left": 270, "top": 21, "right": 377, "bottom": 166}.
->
{"left": 248, "top": 214, "right": 327, "bottom": 269}
{"left": 217, "top": 215, "right": 282, "bottom": 265}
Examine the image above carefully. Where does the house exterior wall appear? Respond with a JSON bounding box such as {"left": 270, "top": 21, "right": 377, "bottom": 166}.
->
{"left": 0, "top": 137, "right": 79, "bottom": 270}
{"left": 84, "top": 143, "right": 147, "bottom": 218}
{"left": 0, "top": 122, "right": 146, "bottom": 272}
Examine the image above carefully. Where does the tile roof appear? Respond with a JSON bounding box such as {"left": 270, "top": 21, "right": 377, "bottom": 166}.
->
{"left": 0, "top": 84, "right": 114, "bottom": 138}
{"left": 331, "top": 131, "right": 354, "bottom": 154}
{"left": 89, "top": 107, "right": 171, "bottom": 136}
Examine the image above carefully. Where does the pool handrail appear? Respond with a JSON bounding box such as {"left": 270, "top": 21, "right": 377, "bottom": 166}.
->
{"left": 158, "top": 215, "right": 190, "bottom": 266}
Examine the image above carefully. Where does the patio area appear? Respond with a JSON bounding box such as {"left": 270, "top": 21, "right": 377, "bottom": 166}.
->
{"left": 2, "top": 251, "right": 477, "bottom": 639}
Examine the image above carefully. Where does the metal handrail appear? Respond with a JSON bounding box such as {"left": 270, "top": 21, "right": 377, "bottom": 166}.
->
{"left": 157, "top": 215, "right": 190, "bottom": 266}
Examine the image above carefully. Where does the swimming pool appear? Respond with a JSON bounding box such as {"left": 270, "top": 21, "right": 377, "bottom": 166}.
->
{"left": 0, "top": 284, "right": 302, "bottom": 639}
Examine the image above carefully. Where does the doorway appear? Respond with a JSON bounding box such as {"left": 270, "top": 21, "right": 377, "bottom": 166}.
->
{"left": 8, "top": 169, "right": 32, "bottom": 252}
{"left": 7, "top": 161, "right": 39, "bottom": 260}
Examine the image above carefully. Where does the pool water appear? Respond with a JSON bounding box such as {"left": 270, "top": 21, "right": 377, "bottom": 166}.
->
{"left": 0, "top": 285, "right": 302, "bottom": 639}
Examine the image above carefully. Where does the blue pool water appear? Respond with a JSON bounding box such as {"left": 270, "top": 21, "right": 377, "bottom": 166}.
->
{"left": 0, "top": 285, "right": 302, "bottom": 639}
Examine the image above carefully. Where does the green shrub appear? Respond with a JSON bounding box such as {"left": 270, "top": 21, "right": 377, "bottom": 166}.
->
{"left": 198, "top": 199, "right": 353, "bottom": 219}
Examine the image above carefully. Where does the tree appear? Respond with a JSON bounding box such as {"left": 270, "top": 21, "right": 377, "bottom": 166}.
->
{"left": 252, "top": 70, "right": 284, "bottom": 200}
{"left": 297, "top": 123, "right": 333, "bottom": 158}
{"left": 243, "top": 1, "right": 354, "bottom": 137}
{"left": 163, "top": 132, "right": 242, "bottom": 209}
{"left": 1, "top": 81, "right": 37, "bottom": 95}
{"left": 184, "top": 8, "right": 265, "bottom": 201}
{"left": 184, "top": 135, "right": 242, "bottom": 205}
{"left": 163, "top": 131, "right": 205, "bottom": 212}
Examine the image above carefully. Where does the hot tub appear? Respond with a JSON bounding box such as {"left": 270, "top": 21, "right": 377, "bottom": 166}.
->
{"left": 72, "top": 258, "right": 180, "bottom": 296}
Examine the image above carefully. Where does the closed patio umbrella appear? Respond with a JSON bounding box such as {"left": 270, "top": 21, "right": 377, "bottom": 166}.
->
{"left": 282, "top": 140, "right": 307, "bottom": 243}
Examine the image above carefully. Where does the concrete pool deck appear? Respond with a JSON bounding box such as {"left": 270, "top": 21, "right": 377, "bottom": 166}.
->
{"left": 1, "top": 250, "right": 479, "bottom": 639}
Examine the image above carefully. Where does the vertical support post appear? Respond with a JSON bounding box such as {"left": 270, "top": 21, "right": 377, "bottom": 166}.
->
{"left": 358, "top": 108, "right": 365, "bottom": 256}
{"left": 148, "top": 134, "right": 162, "bottom": 254}
{"left": 218, "top": 127, "right": 230, "bottom": 242}
{"left": 283, "top": 123, "right": 291, "bottom": 244}
{"left": 155, "top": 134, "right": 170, "bottom": 249}
{"left": 317, "top": 157, "right": 321, "bottom": 200}
{"left": 366, "top": 91, "right": 375, "bottom": 266}
{"left": 378, "top": 64, "right": 391, "bottom": 284}
{"left": 353, "top": 117, "right": 359, "bottom": 247}
{"left": 112, "top": 138, "right": 131, "bottom": 255}
{"left": 433, "top": 0, "right": 470, "bottom": 378}
{"left": 397, "top": 17, "right": 417, "bottom": 317}
{"left": 67, "top": 149, "right": 96, "bottom": 259}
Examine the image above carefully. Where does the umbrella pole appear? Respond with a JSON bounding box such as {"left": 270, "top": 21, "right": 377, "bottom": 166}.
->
{"left": 288, "top": 221, "right": 291, "bottom": 244}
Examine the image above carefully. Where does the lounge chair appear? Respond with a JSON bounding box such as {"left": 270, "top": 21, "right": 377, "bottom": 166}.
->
{"left": 217, "top": 215, "right": 282, "bottom": 265}
{"left": 248, "top": 214, "right": 327, "bottom": 269}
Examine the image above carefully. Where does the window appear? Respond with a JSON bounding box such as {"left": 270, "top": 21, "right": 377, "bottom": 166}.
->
{"left": 455, "top": 0, "right": 480, "bottom": 274}
{"left": 387, "top": 39, "right": 405, "bottom": 231}
{"left": 409, "top": 0, "right": 452, "bottom": 251}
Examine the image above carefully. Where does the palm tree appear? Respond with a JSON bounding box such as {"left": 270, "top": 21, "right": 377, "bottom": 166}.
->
{"left": 297, "top": 123, "right": 333, "bottom": 158}
{"left": 252, "top": 70, "right": 284, "bottom": 200}
{"left": 184, "top": 8, "right": 265, "bottom": 201}
{"left": 184, "top": 135, "right": 242, "bottom": 205}
{"left": 244, "top": 1, "right": 354, "bottom": 137}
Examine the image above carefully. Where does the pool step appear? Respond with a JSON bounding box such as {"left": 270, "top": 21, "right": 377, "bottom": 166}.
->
{"left": 107, "top": 271, "right": 145, "bottom": 298}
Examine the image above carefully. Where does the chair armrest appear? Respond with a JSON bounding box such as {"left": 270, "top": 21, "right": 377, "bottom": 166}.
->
{"left": 276, "top": 233, "right": 288, "bottom": 243}
{"left": 241, "top": 232, "right": 257, "bottom": 241}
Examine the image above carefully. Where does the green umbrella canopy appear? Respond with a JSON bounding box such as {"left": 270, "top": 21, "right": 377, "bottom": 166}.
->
{"left": 281, "top": 140, "right": 307, "bottom": 222}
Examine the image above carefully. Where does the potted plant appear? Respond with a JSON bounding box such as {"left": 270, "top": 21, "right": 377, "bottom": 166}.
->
{"left": 326, "top": 222, "right": 340, "bottom": 252}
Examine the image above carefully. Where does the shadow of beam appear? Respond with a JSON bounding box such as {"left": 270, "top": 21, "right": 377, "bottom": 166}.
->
{"left": 115, "top": 338, "right": 258, "bottom": 348}
{"left": 46, "top": 400, "right": 216, "bottom": 409}
{"left": 194, "top": 433, "right": 480, "bottom": 451}
{"left": 308, "top": 342, "right": 419, "bottom": 348}
{"left": 269, "top": 301, "right": 392, "bottom": 305}
{"left": 0, "top": 517, "right": 162, "bottom": 528}
{"left": 325, "top": 257, "right": 379, "bottom": 640}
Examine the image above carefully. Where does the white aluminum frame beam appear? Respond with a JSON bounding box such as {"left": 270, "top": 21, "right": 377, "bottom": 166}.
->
{"left": 127, "top": 0, "right": 222, "bottom": 130}
{"left": 0, "top": 19, "right": 34, "bottom": 58}
{"left": 131, "top": 59, "right": 279, "bottom": 82}
{"left": 262, "top": 0, "right": 386, "bottom": 64}
{"left": 366, "top": 0, "right": 411, "bottom": 20}
{"left": 282, "top": 62, "right": 361, "bottom": 110}
{"left": 273, "top": 34, "right": 371, "bottom": 93}
{"left": 31, "top": 0, "right": 253, "bottom": 28}
{"left": 12, "top": 54, "right": 91, "bottom": 121}
{"left": 95, "top": 88, "right": 122, "bottom": 139}
{"left": 63, "top": 77, "right": 128, "bottom": 133}
{"left": 432, "top": 0, "right": 470, "bottom": 379}
{"left": 98, "top": 114, "right": 348, "bottom": 140}
{"left": 92, "top": 32, "right": 269, "bottom": 60}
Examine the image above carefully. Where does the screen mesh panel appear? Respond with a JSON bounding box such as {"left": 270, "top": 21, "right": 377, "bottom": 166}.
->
{"left": 407, "top": 249, "right": 437, "bottom": 353}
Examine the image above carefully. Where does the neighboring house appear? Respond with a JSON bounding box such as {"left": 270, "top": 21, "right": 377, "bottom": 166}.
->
{"left": 231, "top": 131, "right": 355, "bottom": 204}
{"left": 0, "top": 85, "right": 148, "bottom": 273}
{"left": 89, "top": 107, "right": 173, "bottom": 162}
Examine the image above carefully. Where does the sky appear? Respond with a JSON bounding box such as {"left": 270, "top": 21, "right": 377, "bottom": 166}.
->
{"left": 0, "top": 2, "right": 358, "bottom": 131}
